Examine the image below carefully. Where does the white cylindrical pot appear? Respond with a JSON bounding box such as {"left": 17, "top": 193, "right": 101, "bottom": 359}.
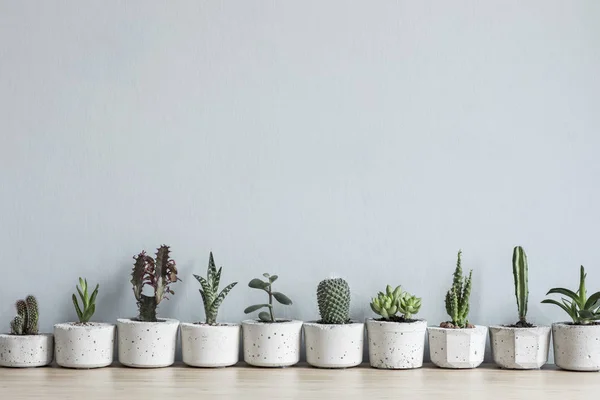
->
{"left": 117, "top": 318, "right": 179, "bottom": 368}
{"left": 242, "top": 319, "right": 302, "bottom": 367}
{"left": 0, "top": 334, "right": 54, "bottom": 367}
{"left": 428, "top": 325, "right": 487, "bottom": 369}
{"left": 367, "top": 319, "right": 427, "bottom": 369}
{"left": 303, "top": 322, "right": 364, "bottom": 368}
{"left": 54, "top": 323, "right": 115, "bottom": 369}
{"left": 552, "top": 322, "right": 600, "bottom": 371}
{"left": 489, "top": 325, "right": 550, "bottom": 369}
{"left": 180, "top": 322, "right": 240, "bottom": 367}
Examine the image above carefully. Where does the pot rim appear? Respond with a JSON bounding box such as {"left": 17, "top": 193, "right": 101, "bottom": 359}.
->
{"left": 117, "top": 317, "right": 179, "bottom": 325}
{"left": 427, "top": 324, "right": 486, "bottom": 331}
{"left": 180, "top": 322, "right": 240, "bottom": 328}
{"left": 303, "top": 320, "right": 364, "bottom": 326}
{"left": 242, "top": 319, "right": 302, "bottom": 326}
{"left": 488, "top": 324, "right": 550, "bottom": 330}
{"left": 365, "top": 318, "right": 427, "bottom": 324}
{"left": 552, "top": 321, "right": 600, "bottom": 327}
{"left": 54, "top": 322, "right": 115, "bottom": 329}
{"left": 0, "top": 332, "right": 53, "bottom": 338}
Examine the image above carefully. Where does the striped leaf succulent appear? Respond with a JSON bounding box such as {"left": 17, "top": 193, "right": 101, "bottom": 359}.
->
{"left": 194, "top": 252, "right": 237, "bottom": 325}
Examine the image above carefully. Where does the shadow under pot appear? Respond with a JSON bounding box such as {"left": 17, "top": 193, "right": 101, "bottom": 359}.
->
{"left": 117, "top": 318, "right": 179, "bottom": 368}
{"left": 54, "top": 322, "right": 116, "bottom": 369}
{"left": 242, "top": 319, "right": 302, "bottom": 367}
{"left": 366, "top": 318, "right": 427, "bottom": 369}
{"left": 0, "top": 333, "right": 54, "bottom": 368}
{"left": 180, "top": 322, "right": 241, "bottom": 367}
{"left": 428, "top": 325, "right": 487, "bottom": 369}
{"left": 489, "top": 325, "right": 550, "bottom": 369}
{"left": 303, "top": 321, "right": 364, "bottom": 368}
{"left": 552, "top": 322, "right": 600, "bottom": 371}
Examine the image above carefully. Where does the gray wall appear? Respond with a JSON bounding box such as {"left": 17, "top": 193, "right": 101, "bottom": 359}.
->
{"left": 1, "top": 1, "right": 599, "bottom": 362}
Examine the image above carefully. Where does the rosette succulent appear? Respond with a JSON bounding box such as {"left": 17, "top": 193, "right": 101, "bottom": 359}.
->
{"left": 398, "top": 292, "right": 422, "bottom": 320}
{"left": 370, "top": 285, "right": 421, "bottom": 321}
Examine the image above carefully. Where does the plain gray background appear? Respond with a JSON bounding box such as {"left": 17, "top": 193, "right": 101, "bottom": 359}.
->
{"left": 1, "top": 1, "right": 599, "bottom": 363}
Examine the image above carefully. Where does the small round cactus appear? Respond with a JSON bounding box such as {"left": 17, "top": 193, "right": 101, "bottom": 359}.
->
{"left": 317, "top": 278, "right": 351, "bottom": 324}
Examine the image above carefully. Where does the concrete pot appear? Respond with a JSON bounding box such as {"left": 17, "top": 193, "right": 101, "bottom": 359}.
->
{"left": 0, "top": 333, "right": 54, "bottom": 368}
{"left": 428, "top": 325, "right": 487, "bottom": 369}
{"left": 54, "top": 322, "right": 115, "bottom": 369}
{"left": 242, "top": 319, "right": 302, "bottom": 367}
{"left": 117, "top": 318, "right": 179, "bottom": 368}
{"left": 366, "top": 319, "right": 427, "bottom": 369}
{"left": 303, "top": 321, "right": 364, "bottom": 368}
{"left": 489, "top": 325, "right": 550, "bottom": 369}
{"left": 180, "top": 322, "right": 240, "bottom": 367}
{"left": 552, "top": 322, "right": 600, "bottom": 371}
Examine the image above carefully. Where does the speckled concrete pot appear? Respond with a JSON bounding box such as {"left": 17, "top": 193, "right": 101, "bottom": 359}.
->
{"left": 242, "top": 319, "right": 302, "bottom": 367}
{"left": 0, "top": 333, "right": 54, "bottom": 367}
{"left": 303, "top": 321, "right": 364, "bottom": 368}
{"left": 428, "top": 325, "right": 487, "bottom": 369}
{"left": 489, "top": 325, "right": 550, "bottom": 369}
{"left": 54, "top": 322, "right": 115, "bottom": 369}
{"left": 366, "top": 318, "right": 427, "bottom": 369}
{"left": 552, "top": 322, "right": 600, "bottom": 371}
{"left": 180, "top": 322, "right": 240, "bottom": 367}
{"left": 117, "top": 318, "right": 179, "bottom": 368}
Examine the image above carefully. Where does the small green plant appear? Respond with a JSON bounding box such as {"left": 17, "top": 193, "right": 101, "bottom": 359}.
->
{"left": 72, "top": 278, "right": 99, "bottom": 323}
{"left": 193, "top": 252, "right": 237, "bottom": 325}
{"left": 131, "top": 245, "right": 180, "bottom": 322}
{"left": 370, "top": 285, "right": 422, "bottom": 321}
{"left": 317, "top": 278, "right": 351, "bottom": 324}
{"left": 10, "top": 295, "right": 39, "bottom": 335}
{"left": 542, "top": 266, "right": 600, "bottom": 325}
{"left": 512, "top": 246, "right": 533, "bottom": 327}
{"left": 244, "top": 273, "right": 292, "bottom": 322}
{"left": 443, "top": 250, "right": 473, "bottom": 329}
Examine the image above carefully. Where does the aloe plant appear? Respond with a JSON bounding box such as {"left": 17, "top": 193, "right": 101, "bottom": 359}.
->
{"left": 542, "top": 266, "right": 600, "bottom": 325}
{"left": 72, "top": 278, "right": 99, "bottom": 323}
{"left": 193, "top": 252, "right": 237, "bottom": 325}
{"left": 244, "top": 273, "right": 292, "bottom": 322}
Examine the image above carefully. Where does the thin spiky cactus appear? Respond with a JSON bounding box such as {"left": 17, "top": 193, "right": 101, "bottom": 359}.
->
{"left": 512, "top": 246, "right": 532, "bottom": 327}
{"left": 10, "top": 296, "right": 39, "bottom": 335}
{"left": 443, "top": 250, "right": 473, "bottom": 329}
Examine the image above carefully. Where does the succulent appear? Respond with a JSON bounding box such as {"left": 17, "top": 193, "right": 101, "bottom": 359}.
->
{"left": 398, "top": 292, "right": 422, "bottom": 320}
{"left": 512, "top": 246, "right": 532, "bottom": 327}
{"left": 72, "top": 278, "right": 99, "bottom": 323}
{"left": 443, "top": 250, "right": 473, "bottom": 329}
{"left": 131, "top": 245, "right": 180, "bottom": 322}
{"left": 193, "top": 252, "right": 237, "bottom": 325}
{"left": 317, "top": 278, "right": 351, "bottom": 324}
{"left": 10, "top": 295, "right": 39, "bottom": 335}
{"left": 370, "top": 285, "right": 402, "bottom": 319}
{"left": 244, "top": 273, "right": 292, "bottom": 322}
{"left": 542, "top": 265, "right": 600, "bottom": 325}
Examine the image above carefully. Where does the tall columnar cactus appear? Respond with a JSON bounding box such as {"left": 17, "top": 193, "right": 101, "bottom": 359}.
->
{"left": 512, "top": 246, "right": 530, "bottom": 327}
{"left": 443, "top": 250, "right": 473, "bottom": 329}
{"left": 317, "top": 278, "right": 351, "bottom": 324}
{"left": 131, "top": 245, "right": 179, "bottom": 322}
{"left": 10, "top": 295, "right": 39, "bottom": 335}
{"left": 194, "top": 252, "right": 238, "bottom": 325}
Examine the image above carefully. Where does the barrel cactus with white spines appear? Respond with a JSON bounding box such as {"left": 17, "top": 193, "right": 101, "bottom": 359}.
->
{"left": 317, "top": 278, "right": 351, "bottom": 324}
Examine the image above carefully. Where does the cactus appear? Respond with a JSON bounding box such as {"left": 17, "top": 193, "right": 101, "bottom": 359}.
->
{"left": 131, "top": 245, "right": 179, "bottom": 322}
{"left": 244, "top": 273, "right": 292, "bottom": 322}
{"left": 317, "top": 278, "right": 351, "bottom": 324}
{"left": 370, "top": 285, "right": 422, "bottom": 321}
{"left": 72, "top": 277, "right": 99, "bottom": 323}
{"left": 194, "top": 252, "right": 238, "bottom": 325}
{"left": 443, "top": 250, "right": 473, "bottom": 329}
{"left": 9, "top": 295, "right": 39, "bottom": 335}
{"left": 398, "top": 292, "right": 422, "bottom": 320}
{"left": 512, "top": 246, "right": 532, "bottom": 327}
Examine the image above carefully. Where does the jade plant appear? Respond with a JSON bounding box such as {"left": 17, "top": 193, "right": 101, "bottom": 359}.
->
{"left": 244, "top": 273, "right": 292, "bottom": 322}
{"left": 317, "top": 278, "right": 351, "bottom": 324}
{"left": 72, "top": 278, "right": 99, "bottom": 324}
{"left": 131, "top": 245, "right": 180, "bottom": 322}
{"left": 442, "top": 250, "right": 473, "bottom": 329}
{"left": 10, "top": 295, "right": 39, "bottom": 335}
{"left": 511, "top": 246, "right": 533, "bottom": 327}
{"left": 370, "top": 285, "right": 422, "bottom": 321}
{"left": 542, "top": 265, "right": 600, "bottom": 325}
{"left": 193, "top": 252, "right": 237, "bottom": 325}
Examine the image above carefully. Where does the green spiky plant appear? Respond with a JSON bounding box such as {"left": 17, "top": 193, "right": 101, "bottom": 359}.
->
{"left": 442, "top": 250, "right": 473, "bottom": 329}
{"left": 317, "top": 278, "right": 351, "bottom": 324}
{"left": 512, "top": 246, "right": 533, "bottom": 327}
{"left": 244, "top": 273, "right": 292, "bottom": 322}
{"left": 131, "top": 245, "right": 180, "bottom": 322}
{"left": 193, "top": 252, "right": 237, "bottom": 325}
{"left": 542, "top": 266, "right": 600, "bottom": 325}
{"left": 370, "top": 285, "right": 422, "bottom": 321}
{"left": 72, "top": 278, "right": 99, "bottom": 324}
{"left": 10, "top": 295, "right": 39, "bottom": 335}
